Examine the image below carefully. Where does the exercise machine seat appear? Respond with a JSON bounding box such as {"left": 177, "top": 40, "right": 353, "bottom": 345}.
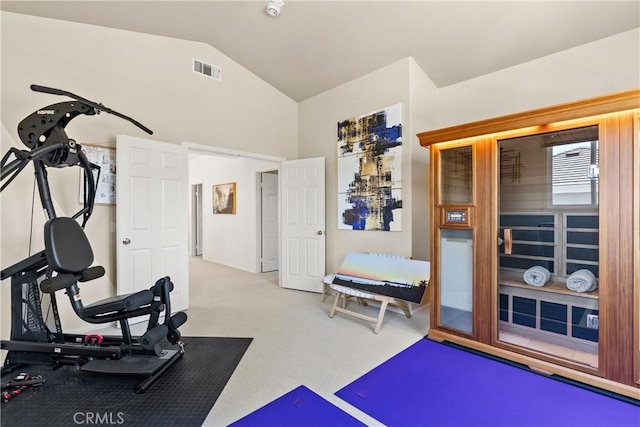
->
{"left": 43, "top": 217, "right": 154, "bottom": 321}
{"left": 44, "top": 217, "right": 94, "bottom": 273}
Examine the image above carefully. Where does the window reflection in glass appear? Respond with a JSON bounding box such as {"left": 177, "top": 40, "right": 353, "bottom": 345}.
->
{"left": 497, "top": 125, "right": 599, "bottom": 368}
{"left": 440, "top": 146, "right": 473, "bottom": 205}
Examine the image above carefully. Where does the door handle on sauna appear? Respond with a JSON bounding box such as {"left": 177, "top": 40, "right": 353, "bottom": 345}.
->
{"left": 503, "top": 229, "right": 512, "bottom": 255}
{"left": 122, "top": 238, "right": 131, "bottom": 245}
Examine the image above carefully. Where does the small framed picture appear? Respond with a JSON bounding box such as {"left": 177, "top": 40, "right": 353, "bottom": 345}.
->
{"left": 212, "top": 182, "right": 236, "bottom": 214}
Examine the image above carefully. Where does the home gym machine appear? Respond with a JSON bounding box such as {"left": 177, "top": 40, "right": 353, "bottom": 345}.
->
{"left": 0, "top": 85, "right": 187, "bottom": 393}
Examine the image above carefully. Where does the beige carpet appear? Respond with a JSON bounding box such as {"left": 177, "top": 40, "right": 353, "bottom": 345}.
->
{"left": 94, "top": 257, "right": 430, "bottom": 426}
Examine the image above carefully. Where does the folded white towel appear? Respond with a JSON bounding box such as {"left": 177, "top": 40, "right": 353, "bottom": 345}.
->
{"left": 523, "top": 266, "right": 551, "bottom": 287}
{"left": 566, "top": 269, "right": 598, "bottom": 293}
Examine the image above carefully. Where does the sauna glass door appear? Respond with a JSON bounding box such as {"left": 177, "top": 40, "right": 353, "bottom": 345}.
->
{"left": 497, "top": 125, "right": 600, "bottom": 367}
{"left": 438, "top": 145, "right": 474, "bottom": 335}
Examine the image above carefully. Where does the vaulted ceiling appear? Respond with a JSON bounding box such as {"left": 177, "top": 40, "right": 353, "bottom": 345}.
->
{"left": 2, "top": 1, "right": 639, "bottom": 102}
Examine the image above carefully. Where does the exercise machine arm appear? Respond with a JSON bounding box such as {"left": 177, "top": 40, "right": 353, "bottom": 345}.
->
{"left": 0, "top": 84, "right": 153, "bottom": 225}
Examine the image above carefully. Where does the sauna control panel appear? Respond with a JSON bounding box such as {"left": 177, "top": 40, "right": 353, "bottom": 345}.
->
{"left": 442, "top": 207, "right": 471, "bottom": 227}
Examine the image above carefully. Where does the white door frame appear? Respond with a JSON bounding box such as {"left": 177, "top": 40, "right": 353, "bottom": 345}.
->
{"left": 183, "top": 143, "right": 285, "bottom": 164}
{"left": 182, "top": 142, "right": 285, "bottom": 275}
{"left": 182, "top": 143, "right": 326, "bottom": 291}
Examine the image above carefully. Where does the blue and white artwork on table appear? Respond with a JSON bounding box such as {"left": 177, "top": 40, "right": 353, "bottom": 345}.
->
{"left": 337, "top": 104, "right": 402, "bottom": 231}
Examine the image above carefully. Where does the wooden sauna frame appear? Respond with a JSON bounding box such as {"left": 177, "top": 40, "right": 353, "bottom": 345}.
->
{"left": 418, "top": 89, "right": 640, "bottom": 399}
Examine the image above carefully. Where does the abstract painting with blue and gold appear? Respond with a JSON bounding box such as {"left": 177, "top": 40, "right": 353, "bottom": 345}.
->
{"left": 337, "top": 104, "right": 402, "bottom": 231}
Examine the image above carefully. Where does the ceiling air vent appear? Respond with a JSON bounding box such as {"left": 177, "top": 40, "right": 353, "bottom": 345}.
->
{"left": 193, "top": 59, "right": 222, "bottom": 81}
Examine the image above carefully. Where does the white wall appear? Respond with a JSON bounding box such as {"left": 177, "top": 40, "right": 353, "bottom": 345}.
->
{"left": 189, "top": 154, "right": 279, "bottom": 272}
{"left": 0, "top": 12, "right": 297, "bottom": 335}
{"left": 409, "top": 58, "right": 438, "bottom": 261}
{"left": 298, "top": 58, "right": 438, "bottom": 273}
{"left": 0, "top": 13, "right": 298, "bottom": 156}
{"left": 437, "top": 28, "right": 640, "bottom": 127}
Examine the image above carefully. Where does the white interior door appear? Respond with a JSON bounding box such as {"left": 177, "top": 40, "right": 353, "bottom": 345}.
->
{"left": 261, "top": 172, "right": 279, "bottom": 272}
{"left": 280, "top": 157, "right": 325, "bottom": 292}
{"left": 116, "top": 134, "right": 189, "bottom": 312}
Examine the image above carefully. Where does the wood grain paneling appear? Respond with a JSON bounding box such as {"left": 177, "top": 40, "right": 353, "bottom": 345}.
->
{"left": 634, "top": 113, "right": 640, "bottom": 385}
{"left": 430, "top": 147, "right": 441, "bottom": 332}
{"left": 601, "top": 112, "right": 635, "bottom": 384}
{"left": 474, "top": 137, "right": 493, "bottom": 343}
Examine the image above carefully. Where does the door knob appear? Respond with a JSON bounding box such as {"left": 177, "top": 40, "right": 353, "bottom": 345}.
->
{"left": 122, "top": 238, "right": 131, "bottom": 245}
{"left": 317, "top": 230, "right": 324, "bottom": 235}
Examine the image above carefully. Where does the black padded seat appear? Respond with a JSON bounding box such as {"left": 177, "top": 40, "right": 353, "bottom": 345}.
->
{"left": 78, "top": 290, "right": 154, "bottom": 318}
{"left": 44, "top": 217, "right": 94, "bottom": 273}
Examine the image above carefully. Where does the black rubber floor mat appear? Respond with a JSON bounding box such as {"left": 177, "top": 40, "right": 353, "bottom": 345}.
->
{"left": 1, "top": 336, "right": 252, "bottom": 426}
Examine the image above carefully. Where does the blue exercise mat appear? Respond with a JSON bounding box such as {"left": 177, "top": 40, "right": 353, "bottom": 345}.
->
{"left": 230, "top": 385, "right": 365, "bottom": 426}
{"left": 335, "top": 338, "right": 640, "bottom": 427}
